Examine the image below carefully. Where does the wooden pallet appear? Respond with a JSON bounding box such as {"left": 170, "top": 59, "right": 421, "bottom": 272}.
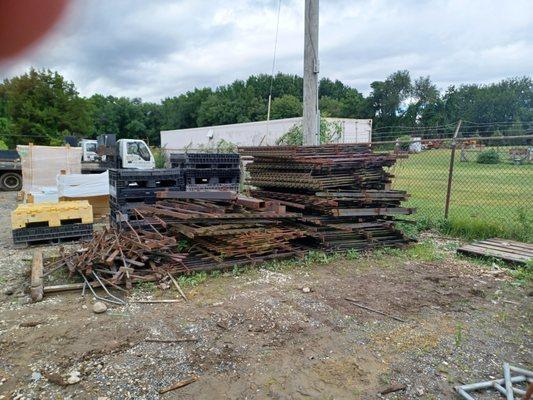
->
{"left": 11, "top": 201, "right": 93, "bottom": 229}
{"left": 457, "top": 238, "right": 533, "bottom": 264}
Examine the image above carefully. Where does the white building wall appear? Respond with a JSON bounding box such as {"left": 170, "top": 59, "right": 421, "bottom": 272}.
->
{"left": 161, "top": 117, "right": 372, "bottom": 152}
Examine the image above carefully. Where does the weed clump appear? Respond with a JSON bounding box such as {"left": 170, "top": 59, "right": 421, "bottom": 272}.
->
{"left": 476, "top": 149, "right": 500, "bottom": 164}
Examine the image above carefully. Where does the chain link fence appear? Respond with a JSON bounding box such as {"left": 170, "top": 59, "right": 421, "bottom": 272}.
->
{"left": 386, "top": 135, "right": 533, "bottom": 241}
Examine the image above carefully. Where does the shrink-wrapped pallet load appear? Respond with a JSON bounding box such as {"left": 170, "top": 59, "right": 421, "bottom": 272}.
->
{"left": 16, "top": 144, "right": 82, "bottom": 194}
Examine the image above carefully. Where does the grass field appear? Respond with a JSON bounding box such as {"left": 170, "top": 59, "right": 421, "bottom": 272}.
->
{"left": 391, "top": 148, "right": 533, "bottom": 241}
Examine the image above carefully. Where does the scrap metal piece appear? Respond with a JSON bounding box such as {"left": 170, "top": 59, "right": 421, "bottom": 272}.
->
{"left": 504, "top": 363, "right": 515, "bottom": 400}
{"left": 454, "top": 364, "right": 532, "bottom": 400}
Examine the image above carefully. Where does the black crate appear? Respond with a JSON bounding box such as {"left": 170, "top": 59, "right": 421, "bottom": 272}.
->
{"left": 185, "top": 175, "right": 240, "bottom": 185}
{"left": 186, "top": 153, "right": 240, "bottom": 163}
{"left": 184, "top": 167, "right": 240, "bottom": 185}
{"left": 109, "top": 185, "right": 183, "bottom": 201}
{"left": 186, "top": 183, "right": 239, "bottom": 192}
{"left": 12, "top": 223, "right": 93, "bottom": 245}
{"left": 169, "top": 154, "right": 187, "bottom": 169}
{"left": 186, "top": 168, "right": 240, "bottom": 179}
{"left": 170, "top": 153, "right": 240, "bottom": 169}
{"left": 109, "top": 196, "right": 157, "bottom": 211}
{"left": 109, "top": 168, "right": 184, "bottom": 189}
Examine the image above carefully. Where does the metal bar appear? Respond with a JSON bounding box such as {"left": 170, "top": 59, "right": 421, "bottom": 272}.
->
{"left": 504, "top": 363, "right": 514, "bottom": 400}
{"left": 444, "top": 119, "right": 462, "bottom": 219}
{"left": 92, "top": 271, "right": 126, "bottom": 305}
{"left": 455, "top": 375, "right": 526, "bottom": 391}
{"left": 456, "top": 387, "right": 476, "bottom": 400}
{"left": 509, "top": 366, "right": 533, "bottom": 378}
{"left": 78, "top": 271, "right": 124, "bottom": 306}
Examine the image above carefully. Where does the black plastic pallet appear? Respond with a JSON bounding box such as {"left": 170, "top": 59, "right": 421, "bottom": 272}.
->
{"left": 109, "top": 185, "right": 183, "bottom": 201}
{"left": 109, "top": 168, "right": 184, "bottom": 188}
{"left": 109, "top": 168, "right": 183, "bottom": 179}
{"left": 110, "top": 177, "right": 184, "bottom": 189}
{"left": 185, "top": 168, "right": 240, "bottom": 179}
{"left": 185, "top": 175, "right": 240, "bottom": 185}
{"left": 170, "top": 153, "right": 240, "bottom": 169}
{"left": 186, "top": 153, "right": 239, "bottom": 162}
{"left": 12, "top": 223, "right": 93, "bottom": 245}
{"left": 110, "top": 195, "right": 157, "bottom": 208}
{"left": 171, "top": 161, "right": 239, "bottom": 169}
{"left": 169, "top": 154, "right": 187, "bottom": 168}
{"left": 186, "top": 183, "right": 239, "bottom": 192}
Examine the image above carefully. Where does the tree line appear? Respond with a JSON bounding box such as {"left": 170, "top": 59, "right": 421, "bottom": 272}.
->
{"left": 0, "top": 68, "right": 531, "bottom": 148}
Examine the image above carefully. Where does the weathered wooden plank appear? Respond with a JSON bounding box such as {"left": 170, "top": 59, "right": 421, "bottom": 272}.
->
{"left": 473, "top": 242, "right": 533, "bottom": 257}
{"left": 30, "top": 251, "right": 43, "bottom": 302}
{"left": 457, "top": 244, "right": 529, "bottom": 263}
{"left": 481, "top": 238, "right": 533, "bottom": 249}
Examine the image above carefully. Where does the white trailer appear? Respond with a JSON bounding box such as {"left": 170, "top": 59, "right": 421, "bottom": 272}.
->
{"left": 161, "top": 117, "right": 372, "bottom": 152}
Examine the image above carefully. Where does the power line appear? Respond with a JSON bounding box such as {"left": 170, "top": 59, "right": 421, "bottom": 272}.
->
{"left": 266, "top": 0, "right": 282, "bottom": 130}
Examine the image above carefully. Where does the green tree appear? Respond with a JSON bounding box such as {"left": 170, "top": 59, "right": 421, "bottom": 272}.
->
{"left": 161, "top": 88, "right": 212, "bottom": 130}
{"left": 368, "top": 70, "right": 412, "bottom": 133}
{"left": 0, "top": 68, "right": 92, "bottom": 146}
{"left": 319, "top": 96, "right": 343, "bottom": 117}
{"left": 442, "top": 77, "right": 533, "bottom": 136}
{"left": 270, "top": 94, "right": 302, "bottom": 119}
{"left": 0, "top": 117, "right": 13, "bottom": 147}
{"left": 196, "top": 82, "right": 265, "bottom": 126}
{"left": 339, "top": 90, "right": 366, "bottom": 118}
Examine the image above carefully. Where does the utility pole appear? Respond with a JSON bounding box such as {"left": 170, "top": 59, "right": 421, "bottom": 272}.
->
{"left": 303, "top": 0, "right": 319, "bottom": 145}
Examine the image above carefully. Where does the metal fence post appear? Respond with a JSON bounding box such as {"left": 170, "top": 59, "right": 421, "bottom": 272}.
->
{"left": 444, "top": 119, "right": 462, "bottom": 219}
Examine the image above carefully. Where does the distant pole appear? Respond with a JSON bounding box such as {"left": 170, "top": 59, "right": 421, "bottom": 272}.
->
{"left": 444, "top": 119, "right": 462, "bottom": 219}
{"left": 303, "top": 0, "right": 319, "bottom": 145}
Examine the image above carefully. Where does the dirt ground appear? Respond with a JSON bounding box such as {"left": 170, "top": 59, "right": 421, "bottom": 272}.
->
{"left": 0, "top": 191, "right": 531, "bottom": 400}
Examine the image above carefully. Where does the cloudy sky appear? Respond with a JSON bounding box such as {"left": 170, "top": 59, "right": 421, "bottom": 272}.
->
{"left": 1, "top": 0, "right": 532, "bottom": 102}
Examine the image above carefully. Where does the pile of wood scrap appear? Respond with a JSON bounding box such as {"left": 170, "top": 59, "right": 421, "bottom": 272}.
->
{"left": 239, "top": 143, "right": 414, "bottom": 251}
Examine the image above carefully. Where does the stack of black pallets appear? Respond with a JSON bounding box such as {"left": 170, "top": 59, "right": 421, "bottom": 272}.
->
{"left": 170, "top": 153, "right": 240, "bottom": 191}
{"left": 109, "top": 168, "right": 185, "bottom": 224}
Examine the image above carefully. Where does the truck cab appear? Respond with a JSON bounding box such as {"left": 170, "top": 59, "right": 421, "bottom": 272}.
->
{"left": 118, "top": 139, "right": 155, "bottom": 169}
{"left": 80, "top": 139, "right": 99, "bottom": 162}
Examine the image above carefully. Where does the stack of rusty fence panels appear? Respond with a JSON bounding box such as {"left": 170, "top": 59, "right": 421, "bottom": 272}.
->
{"left": 239, "top": 144, "right": 413, "bottom": 251}
{"left": 134, "top": 192, "right": 305, "bottom": 270}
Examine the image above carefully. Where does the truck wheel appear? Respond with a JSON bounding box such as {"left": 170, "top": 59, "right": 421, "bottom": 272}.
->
{"left": 0, "top": 172, "right": 22, "bottom": 191}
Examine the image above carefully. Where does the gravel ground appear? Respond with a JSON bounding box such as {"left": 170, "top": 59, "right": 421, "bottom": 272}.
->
{"left": 0, "top": 190, "right": 531, "bottom": 400}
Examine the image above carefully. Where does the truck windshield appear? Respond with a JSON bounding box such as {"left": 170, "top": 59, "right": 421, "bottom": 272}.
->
{"left": 138, "top": 143, "right": 151, "bottom": 161}
{"left": 128, "top": 142, "right": 151, "bottom": 161}
{"left": 86, "top": 143, "right": 97, "bottom": 152}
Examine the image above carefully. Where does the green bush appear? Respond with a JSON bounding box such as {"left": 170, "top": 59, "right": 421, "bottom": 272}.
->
{"left": 398, "top": 135, "right": 411, "bottom": 151}
{"left": 151, "top": 146, "right": 167, "bottom": 168}
{"left": 476, "top": 149, "right": 500, "bottom": 164}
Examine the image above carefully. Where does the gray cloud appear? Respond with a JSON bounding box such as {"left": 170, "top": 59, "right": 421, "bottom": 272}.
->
{"left": 1, "top": 0, "right": 532, "bottom": 101}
